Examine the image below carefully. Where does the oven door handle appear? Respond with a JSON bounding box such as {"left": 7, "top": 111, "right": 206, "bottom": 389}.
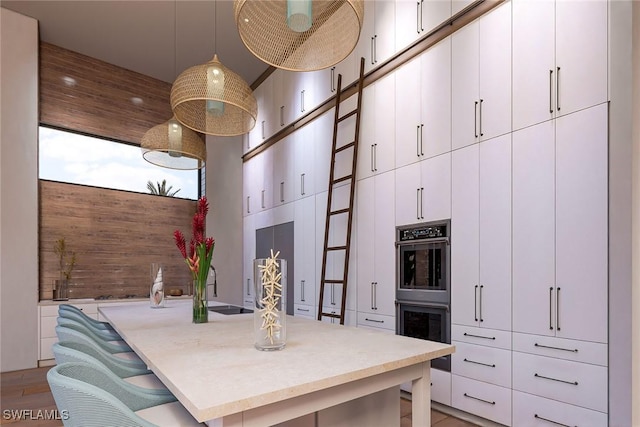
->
{"left": 395, "top": 300, "right": 450, "bottom": 312}
{"left": 395, "top": 237, "right": 450, "bottom": 247}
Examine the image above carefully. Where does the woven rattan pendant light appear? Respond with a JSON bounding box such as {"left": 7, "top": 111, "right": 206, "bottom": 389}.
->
{"left": 141, "top": 2, "right": 207, "bottom": 170}
{"left": 234, "top": 0, "right": 364, "bottom": 71}
{"left": 171, "top": 1, "right": 257, "bottom": 136}
{"left": 141, "top": 117, "right": 206, "bottom": 170}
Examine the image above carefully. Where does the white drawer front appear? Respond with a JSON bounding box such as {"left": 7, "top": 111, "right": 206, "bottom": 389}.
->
{"left": 452, "top": 375, "right": 512, "bottom": 426}
{"left": 71, "top": 303, "right": 98, "bottom": 315}
{"left": 452, "top": 324, "right": 512, "bottom": 350}
{"left": 513, "top": 390, "right": 607, "bottom": 427}
{"left": 356, "top": 312, "right": 395, "bottom": 331}
{"left": 430, "top": 369, "right": 451, "bottom": 406}
{"left": 41, "top": 315, "right": 59, "bottom": 338}
{"left": 512, "top": 332, "right": 607, "bottom": 366}
{"left": 451, "top": 341, "right": 511, "bottom": 388}
{"left": 513, "top": 352, "right": 608, "bottom": 412}
{"left": 40, "top": 337, "right": 57, "bottom": 360}
{"left": 40, "top": 305, "right": 60, "bottom": 316}
{"left": 321, "top": 308, "right": 356, "bottom": 326}
{"left": 294, "top": 304, "right": 315, "bottom": 319}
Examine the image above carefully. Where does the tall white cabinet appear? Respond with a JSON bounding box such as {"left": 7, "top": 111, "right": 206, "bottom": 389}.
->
{"left": 242, "top": 0, "right": 611, "bottom": 424}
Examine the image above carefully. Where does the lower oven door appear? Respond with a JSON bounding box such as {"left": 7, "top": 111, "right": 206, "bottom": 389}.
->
{"left": 396, "top": 301, "right": 451, "bottom": 371}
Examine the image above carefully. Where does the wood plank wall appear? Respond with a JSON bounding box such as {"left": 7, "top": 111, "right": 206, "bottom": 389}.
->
{"left": 39, "top": 180, "right": 197, "bottom": 300}
{"left": 39, "top": 41, "right": 203, "bottom": 146}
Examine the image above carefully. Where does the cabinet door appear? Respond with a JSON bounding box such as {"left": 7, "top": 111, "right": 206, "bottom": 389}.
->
{"left": 372, "top": 171, "right": 396, "bottom": 316}
{"left": 357, "top": 84, "right": 377, "bottom": 180}
{"left": 272, "top": 135, "right": 294, "bottom": 206}
{"left": 243, "top": 215, "right": 256, "bottom": 307}
{"left": 478, "top": 1, "right": 511, "bottom": 142}
{"left": 394, "top": 57, "right": 422, "bottom": 169}
{"left": 479, "top": 134, "right": 511, "bottom": 331}
{"left": 313, "top": 111, "right": 334, "bottom": 194}
{"left": 258, "top": 148, "right": 273, "bottom": 211}
{"left": 451, "top": 144, "right": 479, "bottom": 327}
{"left": 356, "top": 177, "right": 376, "bottom": 312}
{"left": 394, "top": 162, "right": 421, "bottom": 226}
{"left": 294, "top": 124, "right": 315, "bottom": 199}
{"left": 451, "top": 19, "right": 479, "bottom": 150}
{"left": 270, "top": 70, "right": 286, "bottom": 132}
{"left": 394, "top": 0, "right": 422, "bottom": 51}
{"left": 248, "top": 84, "right": 267, "bottom": 149}
{"left": 294, "top": 197, "right": 316, "bottom": 307}
{"left": 555, "top": 105, "right": 608, "bottom": 343}
{"left": 373, "top": 73, "right": 396, "bottom": 175}
{"left": 512, "top": 121, "right": 555, "bottom": 337}
{"left": 421, "top": 37, "right": 451, "bottom": 159}
{"left": 373, "top": 1, "right": 396, "bottom": 70}
{"left": 420, "top": 152, "right": 451, "bottom": 222}
{"left": 512, "top": 0, "right": 555, "bottom": 131}
{"left": 555, "top": 0, "right": 607, "bottom": 121}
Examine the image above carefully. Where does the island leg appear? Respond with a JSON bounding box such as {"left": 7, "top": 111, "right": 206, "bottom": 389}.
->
{"left": 411, "top": 361, "right": 431, "bottom": 426}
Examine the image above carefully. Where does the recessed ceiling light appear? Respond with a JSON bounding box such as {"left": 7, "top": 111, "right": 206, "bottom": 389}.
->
{"left": 130, "top": 97, "right": 144, "bottom": 106}
{"left": 61, "top": 76, "right": 76, "bottom": 87}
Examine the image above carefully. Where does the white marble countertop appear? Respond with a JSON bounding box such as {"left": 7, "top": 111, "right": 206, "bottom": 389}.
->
{"left": 99, "top": 300, "right": 454, "bottom": 423}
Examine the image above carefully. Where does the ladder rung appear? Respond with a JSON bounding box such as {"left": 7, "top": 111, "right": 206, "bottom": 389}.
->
{"left": 323, "top": 279, "right": 345, "bottom": 284}
{"left": 332, "top": 174, "right": 353, "bottom": 185}
{"left": 338, "top": 109, "right": 358, "bottom": 123}
{"left": 330, "top": 208, "right": 350, "bottom": 216}
{"left": 335, "top": 141, "right": 355, "bottom": 154}
{"left": 326, "top": 246, "right": 347, "bottom": 251}
{"left": 320, "top": 312, "right": 341, "bottom": 319}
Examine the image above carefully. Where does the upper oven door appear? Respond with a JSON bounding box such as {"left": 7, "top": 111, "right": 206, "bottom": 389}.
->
{"left": 397, "top": 238, "right": 449, "bottom": 304}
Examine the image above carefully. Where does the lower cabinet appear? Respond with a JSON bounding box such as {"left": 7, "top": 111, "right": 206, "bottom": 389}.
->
{"left": 319, "top": 307, "right": 356, "bottom": 326}
{"left": 356, "top": 311, "right": 394, "bottom": 332}
{"left": 512, "top": 391, "right": 608, "bottom": 427}
{"left": 451, "top": 375, "right": 512, "bottom": 426}
{"left": 430, "top": 369, "right": 452, "bottom": 406}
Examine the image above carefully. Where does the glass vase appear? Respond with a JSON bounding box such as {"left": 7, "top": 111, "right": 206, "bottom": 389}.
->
{"left": 253, "top": 258, "right": 287, "bottom": 351}
{"left": 193, "top": 277, "right": 208, "bottom": 323}
{"left": 150, "top": 263, "right": 165, "bottom": 308}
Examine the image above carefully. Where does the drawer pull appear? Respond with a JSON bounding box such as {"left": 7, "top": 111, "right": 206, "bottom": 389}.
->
{"left": 463, "top": 332, "right": 495, "bottom": 340}
{"left": 534, "top": 343, "right": 578, "bottom": 353}
{"left": 534, "top": 373, "right": 578, "bottom": 386}
{"left": 463, "top": 358, "right": 495, "bottom": 368}
{"left": 365, "top": 318, "right": 384, "bottom": 324}
{"left": 463, "top": 393, "right": 495, "bottom": 405}
{"left": 297, "top": 308, "right": 310, "bottom": 312}
{"left": 534, "top": 414, "right": 574, "bottom": 427}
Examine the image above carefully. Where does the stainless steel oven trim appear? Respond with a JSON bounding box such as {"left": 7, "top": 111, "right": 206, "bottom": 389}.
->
{"left": 395, "top": 237, "right": 449, "bottom": 247}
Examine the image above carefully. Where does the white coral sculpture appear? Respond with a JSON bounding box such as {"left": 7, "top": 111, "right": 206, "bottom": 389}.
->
{"left": 258, "top": 250, "right": 283, "bottom": 344}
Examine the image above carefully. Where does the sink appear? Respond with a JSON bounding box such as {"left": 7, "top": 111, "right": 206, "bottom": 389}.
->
{"left": 207, "top": 304, "right": 253, "bottom": 315}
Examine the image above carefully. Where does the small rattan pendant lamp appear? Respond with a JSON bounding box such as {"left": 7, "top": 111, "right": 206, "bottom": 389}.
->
{"left": 234, "top": 0, "right": 364, "bottom": 71}
{"left": 141, "top": 2, "right": 207, "bottom": 170}
{"left": 171, "top": 1, "right": 257, "bottom": 136}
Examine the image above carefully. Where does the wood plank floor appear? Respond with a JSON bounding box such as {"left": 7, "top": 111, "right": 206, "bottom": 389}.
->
{"left": 2, "top": 367, "right": 477, "bottom": 426}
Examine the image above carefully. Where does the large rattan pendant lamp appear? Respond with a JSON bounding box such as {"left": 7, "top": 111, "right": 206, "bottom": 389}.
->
{"left": 171, "top": 1, "right": 257, "bottom": 136}
{"left": 234, "top": 0, "right": 364, "bottom": 71}
{"left": 141, "top": 2, "right": 207, "bottom": 170}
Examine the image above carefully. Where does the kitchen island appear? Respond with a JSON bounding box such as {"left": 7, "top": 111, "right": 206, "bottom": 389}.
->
{"left": 99, "top": 300, "right": 454, "bottom": 426}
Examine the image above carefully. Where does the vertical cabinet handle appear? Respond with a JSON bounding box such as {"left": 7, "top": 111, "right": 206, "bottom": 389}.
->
{"left": 330, "top": 67, "right": 336, "bottom": 92}
{"left": 474, "top": 101, "right": 479, "bottom": 138}
{"left": 330, "top": 284, "right": 335, "bottom": 305}
{"left": 416, "top": 1, "right": 420, "bottom": 34}
{"left": 416, "top": 188, "right": 420, "bottom": 220}
{"left": 373, "top": 144, "right": 378, "bottom": 171}
{"left": 246, "top": 195, "right": 250, "bottom": 214}
{"left": 556, "top": 67, "right": 561, "bottom": 111}
{"left": 549, "top": 69, "right": 554, "bottom": 113}
{"left": 371, "top": 144, "right": 375, "bottom": 172}
{"left": 420, "top": 0, "right": 424, "bottom": 32}
{"left": 479, "top": 285, "right": 484, "bottom": 322}
{"left": 416, "top": 125, "right": 421, "bottom": 157}
{"left": 300, "top": 173, "right": 305, "bottom": 196}
{"left": 556, "top": 287, "right": 561, "bottom": 331}
{"left": 420, "top": 124, "right": 424, "bottom": 155}
{"left": 280, "top": 105, "right": 284, "bottom": 126}
{"left": 261, "top": 120, "right": 265, "bottom": 139}
{"left": 420, "top": 187, "right": 424, "bottom": 219}
{"left": 280, "top": 181, "right": 284, "bottom": 202}
{"left": 301, "top": 280, "right": 305, "bottom": 302}
{"left": 261, "top": 189, "right": 265, "bottom": 209}
{"left": 549, "top": 287, "right": 554, "bottom": 330}
{"left": 479, "top": 99, "right": 484, "bottom": 137}
{"left": 247, "top": 278, "right": 251, "bottom": 296}
{"left": 370, "top": 37, "right": 375, "bottom": 65}
{"left": 373, "top": 34, "right": 378, "bottom": 63}
{"left": 474, "top": 285, "right": 479, "bottom": 321}
{"left": 371, "top": 282, "right": 375, "bottom": 310}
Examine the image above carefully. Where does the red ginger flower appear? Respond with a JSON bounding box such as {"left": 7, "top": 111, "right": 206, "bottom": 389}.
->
{"left": 174, "top": 196, "right": 215, "bottom": 279}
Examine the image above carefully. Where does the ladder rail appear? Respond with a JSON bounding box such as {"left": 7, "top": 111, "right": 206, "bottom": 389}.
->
{"left": 318, "top": 57, "right": 366, "bottom": 325}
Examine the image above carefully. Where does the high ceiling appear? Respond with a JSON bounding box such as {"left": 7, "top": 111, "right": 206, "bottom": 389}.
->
{"left": 2, "top": 0, "right": 271, "bottom": 87}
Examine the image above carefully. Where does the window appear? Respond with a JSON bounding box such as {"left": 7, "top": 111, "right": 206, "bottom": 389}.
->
{"left": 38, "top": 126, "right": 200, "bottom": 200}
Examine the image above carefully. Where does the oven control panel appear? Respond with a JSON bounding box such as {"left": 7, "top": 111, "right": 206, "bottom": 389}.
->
{"left": 398, "top": 224, "right": 447, "bottom": 241}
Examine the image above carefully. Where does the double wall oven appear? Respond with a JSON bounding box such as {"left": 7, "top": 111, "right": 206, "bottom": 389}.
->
{"left": 396, "top": 220, "right": 451, "bottom": 371}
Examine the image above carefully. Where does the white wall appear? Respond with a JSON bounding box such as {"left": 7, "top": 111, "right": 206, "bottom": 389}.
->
{"left": 205, "top": 135, "right": 243, "bottom": 306}
{"left": 0, "top": 8, "right": 39, "bottom": 372}
{"left": 632, "top": 3, "right": 640, "bottom": 425}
